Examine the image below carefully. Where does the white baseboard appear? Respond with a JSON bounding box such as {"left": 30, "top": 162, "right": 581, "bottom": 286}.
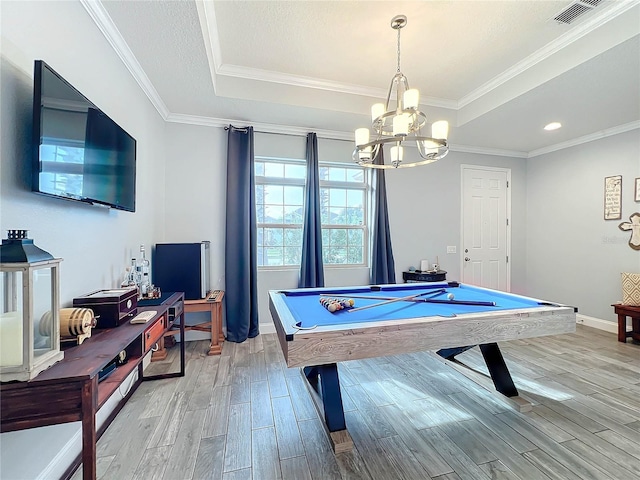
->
{"left": 576, "top": 313, "right": 618, "bottom": 334}
{"left": 260, "top": 322, "right": 276, "bottom": 335}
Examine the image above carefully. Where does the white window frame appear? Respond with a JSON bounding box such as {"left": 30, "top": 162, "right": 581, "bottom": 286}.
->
{"left": 255, "top": 156, "right": 369, "bottom": 270}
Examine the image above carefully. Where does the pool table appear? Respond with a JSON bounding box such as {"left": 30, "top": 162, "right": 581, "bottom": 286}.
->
{"left": 269, "top": 281, "right": 576, "bottom": 452}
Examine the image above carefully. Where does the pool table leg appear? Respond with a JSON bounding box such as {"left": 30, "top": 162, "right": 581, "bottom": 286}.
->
{"left": 437, "top": 343, "right": 519, "bottom": 398}
{"left": 479, "top": 343, "right": 519, "bottom": 397}
{"left": 303, "top": 364, "right": 346, "bottom": 432}
{"left": 436, "top": 345, "right": 475, "bottom": 360}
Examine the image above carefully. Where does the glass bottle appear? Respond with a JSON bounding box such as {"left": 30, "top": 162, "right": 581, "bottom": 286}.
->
{"left": 139, "top": 245, "right": 150, "bottom": 296}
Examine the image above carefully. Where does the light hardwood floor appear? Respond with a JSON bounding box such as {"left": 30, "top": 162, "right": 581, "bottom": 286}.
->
{"left": 72, "top": 325, "right": 640, "bottom": 480}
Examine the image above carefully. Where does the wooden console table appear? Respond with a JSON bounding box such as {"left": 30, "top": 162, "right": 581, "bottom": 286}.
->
{"left": 162, "top": 290, "right": 224, "bottom": 356}
{"left": 0, "top": 292, "right": 185, "bottom": 480}
{"left": 612, "top": 303, "right": 640, "bottom": 343}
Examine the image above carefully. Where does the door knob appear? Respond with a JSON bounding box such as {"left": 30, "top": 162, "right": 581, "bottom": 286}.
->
{"left": 464, "top": 257, "right": 470, "bottom": 262}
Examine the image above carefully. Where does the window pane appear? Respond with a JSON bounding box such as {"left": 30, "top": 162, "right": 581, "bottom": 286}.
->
{"left": 264, "top": 162, "right": 284, "bottom": 177}
{"left": 329, "top": 188, "right": 346, "bottom": 207}
{"left": 284, "top": 186, "right": 303, "bottom": 206}
{"left": 265, "top": 247, "right": 283, "bottom": 266}
{"left": 264, "top": 228, "right": 283, "bottom": 246}
{"left": 257, "top": 227, "right": 264, "bottom": 246}
{"left": 346, "top": 168, "right": 364, "bottom": 183}
{"left": 284, "top": 205, "right": 303, "bottom": 224}
{"left": 346, "top": 190, "right": 363, "bottom": 207}
{"left": 345, "top": 207, "right": 364, "bottom": 225}
{"left": 328, "top": 167, "right": 345, "bottom": 182}
{"left": 256, "top": 204, "right": 265, "bottom": 223}
{"left": 255, "top": 162, "right": 265, "bottom": 176}
{"left": 319, "top": 166, "right": 330, "bottom": 181}
{"left": 324, "top": 247, "right": 347, "bottom": 264}
{"left": 257, "top": 246, "right": 264, "bottom": 266}
{"left": 348, "top": 229, "right": 363, "bottom": 245}
{"left": 284, "top": 228, "right": 302, "bottom": 246}
{"left": 285, "top": 164, "right": 306, "bottom": 179}
{"left": 264, "top": 205, "right": 283, "bottom": 223}
{"left": 322, "top": 229, "right": 330, "bottom": 246}
{"left": 283, "top": 247, "right": 301, "bottom": 265}
{"left": 329, "top": 228, "right": 347, "bottom": 246}
{"left": 264, "top": 185, "right": 283, "bottom": 204}
{"left": 319, "top": 188, "right": 330, "bottom": 223}
{"left": 329, "top": 207, "right": 345, "bottom": 225}
{"left": 347, "top": 247, "right": 363, "bottom": 264}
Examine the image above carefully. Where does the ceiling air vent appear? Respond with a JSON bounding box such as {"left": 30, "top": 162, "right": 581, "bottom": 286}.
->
{"left": 553, "top": 0, "right": 604, "bottom": 24}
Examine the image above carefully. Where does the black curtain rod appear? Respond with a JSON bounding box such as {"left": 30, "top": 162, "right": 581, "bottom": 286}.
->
{"left": 223, "top": 126, "right": 350, "bottom": 143}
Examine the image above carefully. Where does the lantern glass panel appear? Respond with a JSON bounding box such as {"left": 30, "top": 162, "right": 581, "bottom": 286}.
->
{"left": 34, "top": 267, "right": 54, "bottom": 355}
{"left": 1, "top": 270, "right": 23, "bottom": 367}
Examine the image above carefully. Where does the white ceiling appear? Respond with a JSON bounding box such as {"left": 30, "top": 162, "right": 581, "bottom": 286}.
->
{"left": 95, "top": 0, "right": 640, "bottom": 157}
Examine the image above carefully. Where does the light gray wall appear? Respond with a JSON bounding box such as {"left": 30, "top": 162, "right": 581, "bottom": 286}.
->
{"left": 526, "top": 130, "right": 640, "bottom": 322}
{"left": 1, "top": 1, "right": 166, "bottom": 478}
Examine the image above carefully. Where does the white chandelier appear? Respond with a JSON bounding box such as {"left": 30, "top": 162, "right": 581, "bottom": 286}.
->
{"left": 353, "top": 15, "right": 449, "bottom": 169}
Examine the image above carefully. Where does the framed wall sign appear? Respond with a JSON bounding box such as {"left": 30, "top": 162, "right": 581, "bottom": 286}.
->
{"left": 635, "top": 177, "right": 640, "bottom": 202}
{"left": 604, "top": 175, "right": 622, "bottom": 220}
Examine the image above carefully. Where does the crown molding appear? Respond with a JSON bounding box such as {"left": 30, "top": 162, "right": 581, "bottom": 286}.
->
{"left": 450, "top": 144, "right": 528, "bottom": 159}
{"left": 528, "top": 120, "right": 640, "bottom": 158}
{"left": 81, "top": 0, "right": 169, "bottom": 119}
{"left": 195, "top": 0, "right": 221, "bottom": 94}
{"left": 166, "top": 113, "right": 528, "bottom": 158}
{"left": 459, "top": 0, "right": 640, "bottom": 108}
{"left": 166, "top": 113, "right": 354, "bottom": 141}
{"left": 216, "top": 64, "right": 458, "bottom": 110}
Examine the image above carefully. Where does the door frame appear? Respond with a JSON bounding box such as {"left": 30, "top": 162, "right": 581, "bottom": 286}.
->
{"left": 460, "top": 164, "right": 512, "bottom": 291}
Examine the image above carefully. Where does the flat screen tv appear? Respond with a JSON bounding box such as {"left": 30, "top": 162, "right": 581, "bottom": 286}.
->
{"left": 31, "top": 60, "right": 136, "bottom": 212}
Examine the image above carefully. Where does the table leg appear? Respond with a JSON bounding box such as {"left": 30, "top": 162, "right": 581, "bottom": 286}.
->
{"left": 618, "top": 313, "right": 628, "bottom": 342}
{"left": 479, "top": 343, "right": 518, "bottom": 397}
{"left": 303, "top": 364, "right": 347, "bottom": 432}
{"left": 207, "top": 303, "right": 222, "bottom": 355}
{"left": 81, "top": 378, "right": 97, "bottom": 480}
{"left": 217, "top": 301, "right": 225, "bottom": 342}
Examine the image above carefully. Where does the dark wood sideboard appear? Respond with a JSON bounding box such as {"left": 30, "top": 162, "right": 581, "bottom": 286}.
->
{"left": 0, "top": 291, "right": 185, "bottom": 480}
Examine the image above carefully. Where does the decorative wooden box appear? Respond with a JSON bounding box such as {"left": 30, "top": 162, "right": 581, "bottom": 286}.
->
{"left": 73, "top": 287, "right": 138, "bottom": 328}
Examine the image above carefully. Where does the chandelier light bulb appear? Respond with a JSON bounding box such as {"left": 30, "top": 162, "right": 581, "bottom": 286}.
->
{"left": 431, "top": 120, "right": 449, "bottom": 140}
{"left": 371, "top": 103, "right": 385, "bottom": 123}
{"left": 390, "top": 145, "right": 404, "bottom": 162}
{"left": 403, "top": 89, "right": 420, "bottom": 110}
{"left": 392, "top": 114, "right": 409, "bottom": 136}
{"left": 355, "top": 128, "right": 370, "bottom": 147}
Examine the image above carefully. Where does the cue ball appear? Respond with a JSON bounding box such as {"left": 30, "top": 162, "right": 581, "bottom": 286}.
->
{"left": 447, "top": 293, "right": 455, "bottom": 300}
{"left": 328, "top": 303, "right": 337, "bottom": 313}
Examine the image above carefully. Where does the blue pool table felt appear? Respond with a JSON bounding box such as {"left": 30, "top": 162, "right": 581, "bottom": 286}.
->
{"left": 280, "top": 283, "right": 543, "bottom": 328}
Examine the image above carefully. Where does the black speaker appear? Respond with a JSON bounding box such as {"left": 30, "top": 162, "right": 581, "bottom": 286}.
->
{"left": 153, "top": 242, "right": 210, "bottom": 300}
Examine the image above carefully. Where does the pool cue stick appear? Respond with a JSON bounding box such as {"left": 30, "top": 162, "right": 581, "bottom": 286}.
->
{"left": 419, "top": 299, "right": 496, "bottom": 306}
{"left": 330, "top": 291, "right": 444, "bottom": 301}
{"left": 347, "top": 289, "right": 445, "bottom": 313}
{"left": 331, "top": 292, "right": 495, "bottom": 307}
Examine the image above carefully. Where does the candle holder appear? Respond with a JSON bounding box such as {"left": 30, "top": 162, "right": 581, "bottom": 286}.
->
{"left": 0, "top": 230, "right": 64, "bottom": 381}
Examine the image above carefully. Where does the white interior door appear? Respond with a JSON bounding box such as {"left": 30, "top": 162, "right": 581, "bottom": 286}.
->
{"left": 461, "top": 166, "right": 510, "bottom": 291}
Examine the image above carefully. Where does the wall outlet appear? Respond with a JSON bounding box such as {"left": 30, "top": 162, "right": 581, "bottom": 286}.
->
{"left": 447, "top": 246, "right": 456, "bottom": 254}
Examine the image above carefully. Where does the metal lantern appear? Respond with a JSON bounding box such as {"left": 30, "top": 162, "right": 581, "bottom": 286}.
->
{"left": 0, "top": 230, "right": 63, "bottom": 381}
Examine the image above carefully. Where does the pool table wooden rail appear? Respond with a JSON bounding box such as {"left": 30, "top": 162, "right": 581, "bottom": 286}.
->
{"left": 269, "top": 292, "right": 576, "bottom": 369}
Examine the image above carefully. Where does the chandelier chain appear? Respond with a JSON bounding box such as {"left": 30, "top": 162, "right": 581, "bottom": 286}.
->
{"left": 396, "top": 26, "right": 401, "bottom": 73}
